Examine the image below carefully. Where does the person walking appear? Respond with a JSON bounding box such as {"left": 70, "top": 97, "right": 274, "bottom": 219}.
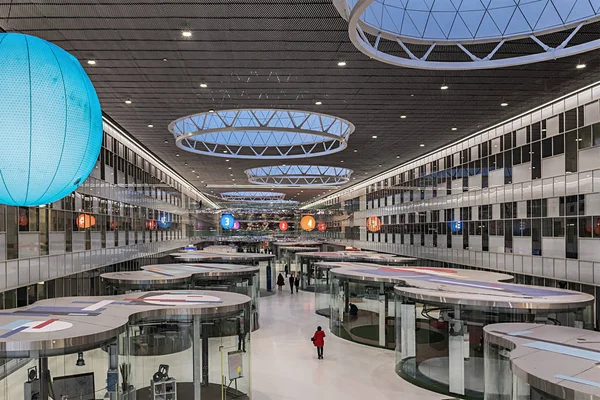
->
{"left": 284, "top": 263, "right": 289, "bottom": 277}
{"left": 311, "top": 326, "right": 326, "bottom": 359}
{"left": 277, "top": 273, "right": 285, "bottom": 291}
{"left": 288, "top": 273, "right": 295, "bottom": 294}
{"left": 294, "top": 274, "right": 299, "bottom": 293}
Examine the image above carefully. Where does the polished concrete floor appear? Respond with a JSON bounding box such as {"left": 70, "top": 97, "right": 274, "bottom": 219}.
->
{"left": 250, "top": 288, "right": 445, "bottom": 400}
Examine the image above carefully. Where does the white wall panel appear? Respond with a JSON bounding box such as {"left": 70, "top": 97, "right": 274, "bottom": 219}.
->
{"left": 542, "top": 155, "right": 565, "bottom": 178}
{"left": 580, "top": 240, "right": 600, "bottom": 262}
{"left": 542, "top": 238, "right": 565, "bottom": 258}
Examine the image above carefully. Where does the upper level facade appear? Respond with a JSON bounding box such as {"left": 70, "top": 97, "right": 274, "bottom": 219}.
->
{"left": 0, "top": 117, "right": 216, "bottom": 296}
{"left": 309, "top": 82, "right": 600, "bottom": 287}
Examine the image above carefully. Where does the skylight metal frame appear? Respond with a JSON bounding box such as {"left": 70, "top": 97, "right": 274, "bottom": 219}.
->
{"left": 335, "top": 0, "right": 600, "bottom": 70}
{"left": 220, "top": 191, "right": 286, "bottom": 202}
{"left": 168, "top": 109, "right": 355, "bottom": 159}
{"left": 245, "top": 165, "right": 353, "bottom": 187}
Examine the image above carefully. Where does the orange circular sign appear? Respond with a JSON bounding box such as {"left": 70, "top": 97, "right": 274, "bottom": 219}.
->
{"left": 317, "top": 222, "right": 327, "bottom": 232}
{"left": 77, "top": 214, "right": 96, "bottom": 229}
{"left": 366, "top": 216, "right": 381, "bottom": 232}
{"left": 279, "top": 221, "right": 288, "bottom": 231}
{"left": 300, "top": 215, "right": 316, "bottom": 231}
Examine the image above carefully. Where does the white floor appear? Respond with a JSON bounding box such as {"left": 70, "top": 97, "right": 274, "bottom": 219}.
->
{"left": 250, "top": 288, "right": 444, "bottom": 400}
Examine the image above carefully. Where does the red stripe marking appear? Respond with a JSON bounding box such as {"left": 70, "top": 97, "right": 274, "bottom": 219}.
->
{"left": 33, "top": 318, "right": 58, "bottom": 329}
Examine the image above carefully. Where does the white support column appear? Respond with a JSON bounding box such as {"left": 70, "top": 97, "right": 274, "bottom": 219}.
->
{"left": 193, "top": 315, "right": 202, "bottom": 400}
{"left": 448, "top": 306, "right": 465, "bottom": 395}
{"left": 400, "top": 304, "right": 416, "bottom": 359}
{"left": 378, "top": 283, "right": 386, "bottom": 347}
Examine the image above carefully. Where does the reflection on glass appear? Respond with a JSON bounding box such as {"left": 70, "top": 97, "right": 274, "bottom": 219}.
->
{"left": 395, "top": 294, "right": 593, "bottom": 399}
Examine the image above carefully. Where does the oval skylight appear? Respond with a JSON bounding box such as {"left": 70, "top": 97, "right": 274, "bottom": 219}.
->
{"left": 335, "top": 0, "right": 600, "bottom": 69}
{"left": 245, "top": 165, "right": 353, "bottom": 186}
{"left": 169, "top": 109, "right": 354, "bottom": 159}
{"left": 350, "top": 0, "right": 600, "bottom": 42}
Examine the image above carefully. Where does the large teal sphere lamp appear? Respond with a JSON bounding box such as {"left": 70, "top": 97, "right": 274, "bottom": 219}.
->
{"left": 0, "top": 33, "right": 102, "bottom": 206}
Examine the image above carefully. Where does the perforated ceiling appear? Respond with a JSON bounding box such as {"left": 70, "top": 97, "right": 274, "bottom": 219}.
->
{"left": 2, "top": 0, "right": 600, "bottom": 203}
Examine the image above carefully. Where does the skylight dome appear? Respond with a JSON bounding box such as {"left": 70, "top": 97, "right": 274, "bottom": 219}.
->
{"left": 220, "top": 191, "right": 286, "bottom": 202}
{"left": 335, "top": 0, "right": 600, "bottom": 69}
{"left": 245, "top": 165, "right": 353, "bottom": 187}
{"left": 169, "top": 109, "right": 354, "bottom": 159}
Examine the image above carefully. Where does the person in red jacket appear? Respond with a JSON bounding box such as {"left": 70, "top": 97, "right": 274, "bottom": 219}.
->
{"left": 311, "top": 326, "right": 326, "bottom": 359}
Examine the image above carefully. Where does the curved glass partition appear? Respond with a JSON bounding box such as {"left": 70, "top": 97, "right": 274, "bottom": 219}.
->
{"left": 169, "top": 250, "right": 275, "bottom": 293}
{"left": 395, "top": 284, "right": 594, "bottom": 399}
{"left": 483, "top": 323, "right": 600, "bottom": 400}
{"left": 327, "top": 265, "right": 513, "bottom": 351}
{"left": 102, "top": 263, "right": 261, "bottom": 331}
{"left": 297, "top": 251, "right": 419, "bottom": 292}
{"left": 0, "top": 291, "right": 252, "bottom": 400}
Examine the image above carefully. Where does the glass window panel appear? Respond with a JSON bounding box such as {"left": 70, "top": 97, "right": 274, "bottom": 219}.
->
{"left": 579, "top": 126, "right": 592, "bottom": 149}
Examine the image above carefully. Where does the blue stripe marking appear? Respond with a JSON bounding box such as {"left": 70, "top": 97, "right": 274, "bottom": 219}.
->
{"left": 555, "top": 375, "right": 600, "bottom": 388}
{"left": 0, "top": 325, "right": 27, "bottom": 338}
{"left": 508, "top": 330, "right": 533, "bottom": 336}
{"left": 0, "top": 320, "right": 31, "bottom": 330}
{"left": 524, "top": 341, "right": 600, "bottom": 362}
{"left": 0, "top": 312, "right": 51, "bottom": 317}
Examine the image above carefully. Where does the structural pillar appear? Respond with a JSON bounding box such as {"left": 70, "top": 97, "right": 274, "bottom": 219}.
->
{"left": 107, "top": 343, "right": 118, "bottom": 400}
{"left": 266, "top": 260, "right": 272, "bottom": 292}
{"left": 38, "top": 357, "right": 49, "bottom": 400}
{"left": 193, "top": 315, "right": 202, "bottom": 400}
{"left": 448, "top": 306, "right": 465, "bottom": 396}
{"left": 378, "top": 283, "right": 386, "bottom": 347}
{"left": 202, "top": 325, "right": 209, "bottom": 386}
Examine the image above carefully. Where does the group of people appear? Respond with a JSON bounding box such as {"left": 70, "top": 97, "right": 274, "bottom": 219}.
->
{"left": 277, "top": 270, "right": 299, "bottom": 294}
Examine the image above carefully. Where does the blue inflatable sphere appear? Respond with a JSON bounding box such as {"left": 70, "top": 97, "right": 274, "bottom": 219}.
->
{"left": 0, "top": 33, "right": 102, "bottom": 206}
{"left": 220, "top": 214, "right": 235, "bottom": 230}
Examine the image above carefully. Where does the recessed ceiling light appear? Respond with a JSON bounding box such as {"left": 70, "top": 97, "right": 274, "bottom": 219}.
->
{"left": 451, "top": 127, "right": 457, "bottom": 131}
{"left": 396, "top": 155, "right": 400, "bottom": 158}
{"left": 337, "top": 61, "right": 346, "bottom": 67}
{"left": 400, "top": 115, "right": 407, "bottom": 119}
{"left": 200, "top": 83, "right": 208, "bottom": 88}
{"left": 184, "top": 162, "right": 188, "bottom": 166}
{"left": 192, "top": 170, "right": 195, "bottom": 172}
{"left": 228, "top": 167, "right": 232, "bottom": 170}
{"left": 340, "top": 160, "right": 344, "bottom": 163}
{"left": 196, "top": 175, "right": 200, "bottom": 178}
{"left": 501, "top": 102, "right": 508, "bottom": 107}
{"left": 163, "top": 58, "right": 168, "bottom": 62}
{"left": 87, "top": 60, "right": 96, "bottom": 65}
{"left": 176, "top": 153, "right": 179, "bottom": 157}
{"left": 315, "top": 101, "right": 322, "bottom": 105}
{"left": 223, "top": 150, "right": 228, "bottom": 153}
{"left": 164, "top": 140, "right": 168, "bottom": 144}
{"left": 576, "top": 63, "right": 586, "bottom": 69}
{"left": 232, "top": 179, "right": 235, "bottom": 181}
{"left": 372, "top": 135, "right": 377, "bottom": 139}
{"left": 420, "top": 143, "right": 425, "bottom": 147}
{"left": 208, "top": 109, "right": 215, "bottom": 113}
{"left": 440, "top": 84, "right": 449, "bottom": 90}
{"left": 378, "top": 164, "right": 382, "bottom": 167}
{"left": 230, "top": 174, "right": 233, "bottom": 176}
{"left": 148, "top": 124, "right": 154, "bottom": 128}
{"left": 225, "top": 159, "right": 229, "bottom": 162}
{"left": 124, "top": 100, "right": 132, "bottom": 104}
{"left": 353, "top": 149, "right": 358, "bottom": 152}
{"left": 182, "top": 30, "right": 192, "bottom": 37}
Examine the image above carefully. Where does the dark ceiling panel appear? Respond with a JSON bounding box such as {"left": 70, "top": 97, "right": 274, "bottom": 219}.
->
{"left": 2, "top": 0, "right": 600, "bottom": 203}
